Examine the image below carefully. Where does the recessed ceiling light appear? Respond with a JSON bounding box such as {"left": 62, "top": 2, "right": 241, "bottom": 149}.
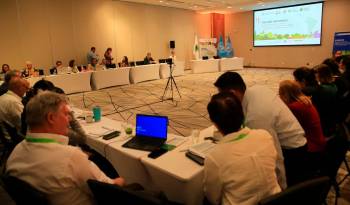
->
{"left": 227, "top": 6, "right": 232, "bottom": 9}
{"left": 159, "top": 0, "right": 163, "bottom": 2}
{"left": 239, "top": 7, "right": 243, "bottom": 10}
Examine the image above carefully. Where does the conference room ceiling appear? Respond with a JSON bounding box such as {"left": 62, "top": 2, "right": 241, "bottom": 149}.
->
{"left": 115, "top": 0, "right": 325, "bottom": 13}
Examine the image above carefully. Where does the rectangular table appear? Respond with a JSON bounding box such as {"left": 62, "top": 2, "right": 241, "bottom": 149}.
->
{"left": 81, "top": 115, "right": 217, "bottom": 205}
{"left": 159, "top": 61, "right": 185, "bottom": 79}
{"left": 129, "top": 64, "right": 160, "bottom": 84}
{"left": 91, "top": 68, "right": 130, "bottom": 90}
{"left": 26, "top": 76, "right": 43, "bottom": 87}
{"left": 44, "top": 72, "right": 92, "bottom": 94}
{"left": 190, "top": 59, "right": 220, "bottom": 74}
{"left": 219, "top": 57, "right": 244, "bottom": 71}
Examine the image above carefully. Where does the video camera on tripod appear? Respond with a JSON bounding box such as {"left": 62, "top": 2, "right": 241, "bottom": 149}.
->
{"left": 161, "top": 58, "right": 181, "bottom": 101}
{"left": 165, "top": 58, "right": 173, "bottom": 65}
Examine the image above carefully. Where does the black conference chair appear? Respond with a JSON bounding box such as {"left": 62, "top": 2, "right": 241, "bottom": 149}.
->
{"left": 87, "top": 179, "right": 182, "bottom": 205}
{"left": 0, "top": 125, "right": 15, "bottom": 165}
{"left": 258, "top": 176, "right": 331, "bottom": 205}
{"left": 320, "top": 123, "right": 349, "bottom": 205}
{"left": 1, "top": 174, "right": 49, "bottom": 205}
{"left": 88, "top": 179, "right": 161, "bottom": 205}
{"left": 0, "top": 122, "right": 24, "bottom": 165}
{"left": 2, "top": 121, "right": 24, "bottom": 145}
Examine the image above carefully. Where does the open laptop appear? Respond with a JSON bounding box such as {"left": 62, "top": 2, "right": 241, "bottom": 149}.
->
{"left": 122, "top": 114, "right": 168, "bottom": 151}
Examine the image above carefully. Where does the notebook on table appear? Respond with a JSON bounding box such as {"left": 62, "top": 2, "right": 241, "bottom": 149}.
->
{"left": 122, "top": 114, "right": 168, "bottom": 151}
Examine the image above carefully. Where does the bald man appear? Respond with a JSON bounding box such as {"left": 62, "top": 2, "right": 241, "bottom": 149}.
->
{"left": 0, "top": 76, "right": 29, "bottom": 130}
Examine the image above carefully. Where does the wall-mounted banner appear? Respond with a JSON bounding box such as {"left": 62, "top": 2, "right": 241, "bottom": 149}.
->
{"left": 333, "top": 32, "right": 350, "bottom": 56}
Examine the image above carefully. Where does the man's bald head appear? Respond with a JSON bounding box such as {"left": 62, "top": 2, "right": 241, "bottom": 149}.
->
{"left": 8, "top": 77, "right": 29, "bottom": 97}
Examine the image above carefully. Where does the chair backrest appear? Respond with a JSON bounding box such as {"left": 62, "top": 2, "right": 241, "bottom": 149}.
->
{"left": 258, "top": 176, "right": 331, "bottom": 205}
{"left": 2, "top": 121, "right": 24, "bottom": 145}
{"left": 322, "top": 123, "right": 349, "bottom": 178}
{"left": 87, "top": 179, "right": 162, "bottom": 205}
{"left": 1, "top": 174, "right": 49, "bottom": 205}
{"left": 136, "top": 61, "right": 145, "bottom": 66}
{"left": 0, "top": 123, "right": 15, "bottom": 164}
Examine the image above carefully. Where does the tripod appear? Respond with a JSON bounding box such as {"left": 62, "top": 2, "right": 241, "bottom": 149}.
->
{"left": 162, "top": 63, "right": 181, "bottom": 101}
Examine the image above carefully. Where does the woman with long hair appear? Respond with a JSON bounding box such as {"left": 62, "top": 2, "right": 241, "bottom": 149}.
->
{"left": 279, "top": 80, "right": 326, "bottom": 175}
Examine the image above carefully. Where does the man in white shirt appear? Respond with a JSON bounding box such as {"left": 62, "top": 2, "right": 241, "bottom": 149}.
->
{"left": 6, "top": 91, "right": 125, "bottom": 205}
{"left": 204, "top": 92, "right": 281, "bottom": 205}
{"left": 214, "top": 72, "right": 307, "bottom": 188}
{"left": 87, "top": 47, "right": 99, "bottom": 64}
{"left": 0, "top": 76, "right": 29, "bottom": 130}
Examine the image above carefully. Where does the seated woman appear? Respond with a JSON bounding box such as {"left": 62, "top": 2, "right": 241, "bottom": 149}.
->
{"left": 104, "top": 48, "right": 116, "bottom": 68}
{"left": 0, "top": 64, "right": 10, "bottom": 81}
{"left": 68, "top": 59, "right": 79, "bottom": 73}
{"left": 293, "top": 67, "right": 318, "bottom": 96}
{"left": 279, "top": 80, "right": 326, "bottom": 174}
{"left": 314, "top": 64, "right": 338, "bottom": 137}
{"left": 120, "top": 56, "right": 129, "bottom": 67}
{"left": 205, "top": 92, "right": 281, "bottom": 205}
{"left": 323, "top": 58, "right": 341, "bottom": 77}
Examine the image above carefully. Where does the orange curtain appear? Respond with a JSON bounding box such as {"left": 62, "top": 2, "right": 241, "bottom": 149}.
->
{"left": 212, "top": 13, "right": 225, "bottom": 46}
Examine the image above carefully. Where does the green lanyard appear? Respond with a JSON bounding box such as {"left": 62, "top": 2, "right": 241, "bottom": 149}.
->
{"left": 26, "top": 137, "right": 61, "bottom": 144}
{"left": 226, "top": 133, "right": 248, "bottom": 143}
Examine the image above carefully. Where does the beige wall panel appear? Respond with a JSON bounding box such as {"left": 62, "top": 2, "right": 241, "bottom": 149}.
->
{"left": 144, "top": 6, "right": 172, "bottom": 61}
{"left": 113, "top": 2, "right": 134, "bottom": 64}
{"left": 47, "top": 0, "right": 75, "bottom": 67}
{"left": 16, "top": 0, "right": 52, "bottom": 69}
{"left": 71, "top": 0, "right": 114, "bottom": 65}
{"left": 194, "top": 13, "right": 212, "bottom": 38}
{"left": 226, "top": 0, "right": 350, "bottom": 68}
{"left": 0, "top": 0, "right": 22, "bottom": 69}
{"left": 120, "top": 2, "right": 149, "bottom": 62}
{"left": 166, "top": 9, "right": 195, "bottom": 63}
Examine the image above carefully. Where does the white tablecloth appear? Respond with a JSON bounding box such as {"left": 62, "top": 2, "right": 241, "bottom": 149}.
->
{"left": 44, "top": 72, "right": 92, "bottom": 94}
{"left": 219, "top": 57, "right": 244, "bottom": 71}
{"left": 190, "top": 59, "right": 220, "bottom": 74}
{"left": 26, "top": 76, "right": 43, "bottom": 87}
{"left": 159, "top": 61, "right": 185, "bottom": 79}
{"left": 82, "top": 116, "right": 217, "bottom": 205}
{"left": 91, "top": 68, "right": 130, "bottom": 90}
{"left": 129, "top": 64, "right": 160, "bottom": 84}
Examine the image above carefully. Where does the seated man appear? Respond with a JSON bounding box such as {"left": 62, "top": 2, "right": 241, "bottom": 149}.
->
{"left": 21, "top": 61, "right": 38, "bottom": 78}
{"left": 0, "top": 70, "right": 21, "bottom": 96}
{"left": 50, "top": 60, "right": 62, "bottom": 75}
{"left": 214, "top": 72, "right": 307, "bottom": 188}
{"left": 205, "top": 92, "right": 281, "bottom": 205}
{"left": 144, "top": 52, "right": 155, "bottom": 64}
{"left": 6, "top": 91, "right": 125, "bottom": 205}
{"left": 0, "top": 76, "right": 29, "bottom": 130}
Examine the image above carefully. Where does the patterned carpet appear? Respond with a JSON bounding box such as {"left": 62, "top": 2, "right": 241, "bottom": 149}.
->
{"left": 68, "top": 68, "right": 293, "bottom": 137}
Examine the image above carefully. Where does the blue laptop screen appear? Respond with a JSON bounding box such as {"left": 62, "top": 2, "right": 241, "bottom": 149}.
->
{"left": 135, "top": 115, "right": 168, "bottom": 139}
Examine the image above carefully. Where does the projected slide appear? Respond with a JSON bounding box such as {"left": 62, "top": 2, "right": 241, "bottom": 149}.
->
{"left": 254, "top": 3, "right": 323, "bottom": 46}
